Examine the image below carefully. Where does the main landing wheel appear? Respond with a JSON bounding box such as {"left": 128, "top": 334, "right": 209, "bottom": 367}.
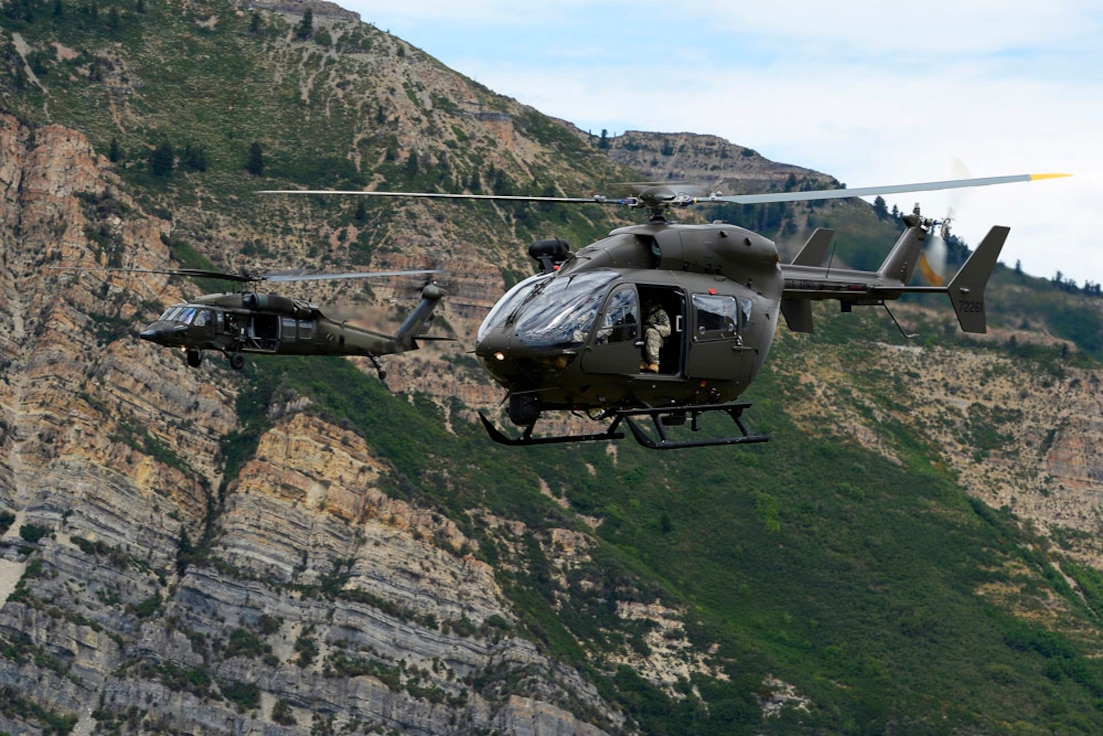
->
{"left": 228, "top": 352, "right": 246, "bottom": 371}
{"left": 186, "top": 349, "right": 203, "bottom": 368}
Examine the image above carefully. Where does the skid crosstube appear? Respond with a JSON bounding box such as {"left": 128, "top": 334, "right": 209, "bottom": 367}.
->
{"left": 479, "top": 401, "right": 769, "bottom": 450}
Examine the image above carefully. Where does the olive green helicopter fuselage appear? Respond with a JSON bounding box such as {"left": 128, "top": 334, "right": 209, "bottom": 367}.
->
{"left": 472, "top": 210, "right": 1007, "bottom": 448}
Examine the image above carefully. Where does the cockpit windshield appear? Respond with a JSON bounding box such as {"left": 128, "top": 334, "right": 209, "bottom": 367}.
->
{"left": 158, "top": 305, "right": 186, "bottom": 322}
{"left": 477, "top": 273, "right": 551, "bottom": 343}
{"left": 156, "top": 305, "right": 205, "bottom": 325}
{"left": 513, "top": 270, "right": 618, "bottom": 348}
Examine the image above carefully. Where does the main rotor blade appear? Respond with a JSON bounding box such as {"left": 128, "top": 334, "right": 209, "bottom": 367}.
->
{"left": 259, "top": 189, "right": 616, "bottom": 205}
{"left": 52, "top": 265, "right": 441, "bottom": 284}
{"left": 264, "top": 269, "right": 441, "bottom": 282}
{"left": 711, "top": 173, "right": 1070, "bottom": 205}
{"left": 52, "top": 265, "right": 256, "bottom": 282}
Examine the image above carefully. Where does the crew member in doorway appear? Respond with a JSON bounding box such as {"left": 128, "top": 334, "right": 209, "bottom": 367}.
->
{"left": 642, "top": 303, "right": 670, "bottom": 373}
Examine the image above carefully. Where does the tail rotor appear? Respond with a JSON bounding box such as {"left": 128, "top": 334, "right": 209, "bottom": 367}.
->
{"left": 918, "top": 210, "right": 952, "bottom": 286}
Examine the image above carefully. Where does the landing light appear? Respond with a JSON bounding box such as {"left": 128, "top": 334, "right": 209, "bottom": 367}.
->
{"left": 494, "top": 352, "right": 506, "bottom": 361}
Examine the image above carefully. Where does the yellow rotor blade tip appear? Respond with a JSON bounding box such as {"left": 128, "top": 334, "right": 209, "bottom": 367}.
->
{"left": 1030, "top": 173, "right": 1072, "bottom": 181}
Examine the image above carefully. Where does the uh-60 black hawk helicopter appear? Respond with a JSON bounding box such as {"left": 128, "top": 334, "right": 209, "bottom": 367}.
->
{"left": 267, "top": 172, "right": 1067, "bottom": 449}
{"left": 57, "top": 264, "right": 448, "bottom": 376}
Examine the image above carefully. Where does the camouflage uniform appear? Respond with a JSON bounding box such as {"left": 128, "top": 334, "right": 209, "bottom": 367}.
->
{"left": 643, "top": 305, "right": 670, "bottom": 371}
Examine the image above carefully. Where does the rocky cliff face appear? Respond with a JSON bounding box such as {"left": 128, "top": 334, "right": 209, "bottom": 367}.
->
{"left": 605, "top": 130, "right": 836, "bottom": 194}
{"left": 6, "top": 108, "right": 1103, "bottom": 732}
{"left": 0, "top": 114, "right": 631, "bottom": 735}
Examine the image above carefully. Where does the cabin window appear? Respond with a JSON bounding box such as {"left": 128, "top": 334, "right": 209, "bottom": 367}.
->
{"left": 298, "top": 320, "right": 314, "bottom": 340}
{"left": 692, "top": 294, "right": 740, "bottom": 341}
{"left": 281, "top": 317, "right": 298, "bottom": 340}
{"left": 252, "top": 315, "right": 279, "bottom": 339}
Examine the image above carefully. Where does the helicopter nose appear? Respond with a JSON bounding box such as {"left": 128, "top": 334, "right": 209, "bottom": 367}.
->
{"left": 139, "top": 324, "right": 171, "bottom": 344}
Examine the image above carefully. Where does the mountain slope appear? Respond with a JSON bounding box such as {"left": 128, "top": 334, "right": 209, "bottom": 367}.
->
{"left": 2, "top": 2, "right": 1103, "bottom": 734}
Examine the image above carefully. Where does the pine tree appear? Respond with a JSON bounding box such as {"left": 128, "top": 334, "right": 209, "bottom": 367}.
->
{"left": 873, "top": 195, "right": 888, "bottom": 220}
{"left": 246, "top": 142, "right": 264, "bottom": 176}
{"left": 182, "top": 143, "right": 207, "bottom": 172}
{"left": 149, "top": 140, "right": 174, "bottom": 178}
{"left": 295, "top": 8, "right": 313, "bottom": 40}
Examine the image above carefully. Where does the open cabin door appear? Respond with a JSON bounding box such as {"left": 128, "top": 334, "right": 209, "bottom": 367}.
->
{"left": 582, "top": 283, "right": 687, "bottom": 376}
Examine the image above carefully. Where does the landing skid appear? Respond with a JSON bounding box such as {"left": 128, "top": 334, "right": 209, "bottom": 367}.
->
{"left": 621, "top": 402, "right": 769, "bottom": 450}
{"left": 479, "top": 401, "right": 769, "bottom": 450}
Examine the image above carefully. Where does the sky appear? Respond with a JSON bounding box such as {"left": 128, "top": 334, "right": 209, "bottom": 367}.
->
{"left": 339, "top": 1, "right": 1102, "bottom": 286}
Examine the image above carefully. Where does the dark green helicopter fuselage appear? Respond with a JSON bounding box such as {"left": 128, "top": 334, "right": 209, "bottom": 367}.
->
{"left": 474, "top": 208, "right": 1007, "bottom": 437}
{"left": 139, "top": 284, "right": 446, "bottom": 369}
{"left": 474, "top": 222, "right": 784, "bottom": 419}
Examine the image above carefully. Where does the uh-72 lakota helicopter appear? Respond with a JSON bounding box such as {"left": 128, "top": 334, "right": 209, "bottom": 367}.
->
{"left": 267, "top": 172, "right": 1067, "bottom": 449}
{"left": 58, "top": 265, "right": 447, "bottom": 376}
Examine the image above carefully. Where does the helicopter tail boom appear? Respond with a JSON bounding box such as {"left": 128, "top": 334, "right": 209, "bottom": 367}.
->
{"left": 780, "top": 222, "right": 1008, "bottom": 334}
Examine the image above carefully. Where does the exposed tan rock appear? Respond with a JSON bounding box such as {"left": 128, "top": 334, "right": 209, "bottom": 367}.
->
{"left": 0, "top": 111, "right": 625, "bottom": 734}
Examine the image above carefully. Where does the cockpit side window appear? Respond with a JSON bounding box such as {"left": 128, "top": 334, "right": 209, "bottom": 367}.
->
{"left": 179, "top": 307, "right": 198, "bottom": 325}
{"left": 594, "top": 285, "right": 639, "bottom": 344}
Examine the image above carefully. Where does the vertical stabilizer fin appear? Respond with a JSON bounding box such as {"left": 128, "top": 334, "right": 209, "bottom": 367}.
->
{"left": 876, "top": 225, "right": 926, "bottom": 284}
{"left": 792, "top": 228, "right": 834, "bottom": 266}
{"left": 394, "top": 283, "right": 447, "bottom": 348}
{"left": 946, "top": 226, "right": 1009, "bottom": 333}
